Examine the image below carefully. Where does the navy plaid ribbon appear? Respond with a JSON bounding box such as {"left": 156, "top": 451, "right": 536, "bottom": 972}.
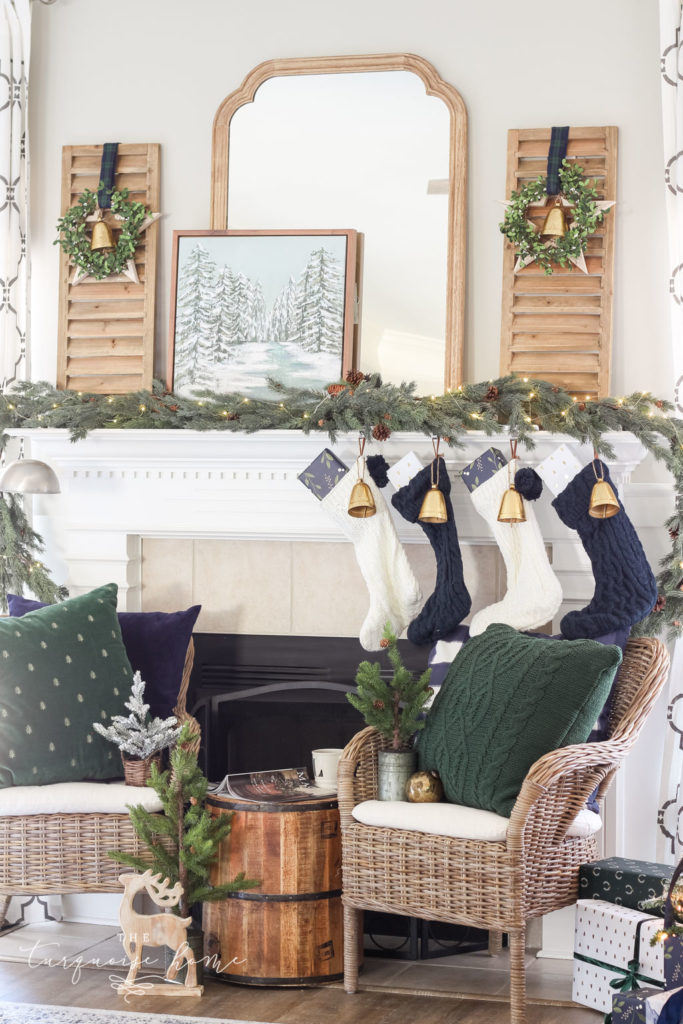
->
{"left": 546, "top": 126, "right": 569, "bottom": 195}
{"left": 97, "top": 142, "right": 119, "bottom": 209}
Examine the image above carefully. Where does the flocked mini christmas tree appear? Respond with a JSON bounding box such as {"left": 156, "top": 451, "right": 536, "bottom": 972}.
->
{"left": 93, "top": 673, "right": 183, "bottom": 761}
{"left": 347, "top": 623, "right": 433, "bottom": 751}
{"left": 109, "top": 723, "right": 258, "bottom": 916}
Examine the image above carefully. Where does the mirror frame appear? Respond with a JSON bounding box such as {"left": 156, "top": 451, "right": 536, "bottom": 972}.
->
{"left": 210, "top": 53, "right": 467, "bottom": 388}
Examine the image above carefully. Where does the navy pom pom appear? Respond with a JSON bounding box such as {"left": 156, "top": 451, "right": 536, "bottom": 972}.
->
{"left": 366, "top": 455, "right": 390, "bottom": 489}
{"left": 514, "top": 467, "right": 543, "bottom": 501}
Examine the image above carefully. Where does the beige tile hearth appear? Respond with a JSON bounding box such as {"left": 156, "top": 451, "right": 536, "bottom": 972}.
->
{"left": 141, "top": 536, "right": 507, "bottom": 638}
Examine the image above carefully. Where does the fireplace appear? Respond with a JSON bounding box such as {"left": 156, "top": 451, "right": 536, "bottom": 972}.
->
{"left": 188, "top": 631, "right": 429, "bottom": 781}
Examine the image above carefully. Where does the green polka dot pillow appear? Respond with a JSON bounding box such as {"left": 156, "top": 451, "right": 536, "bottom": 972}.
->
{"left": 0, "top": 583, "right": 133, "bottom": 787}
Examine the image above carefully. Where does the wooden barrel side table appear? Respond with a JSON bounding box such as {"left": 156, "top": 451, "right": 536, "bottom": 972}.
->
{"left": 204, "top": 793, "right": 343, "bottom": 985}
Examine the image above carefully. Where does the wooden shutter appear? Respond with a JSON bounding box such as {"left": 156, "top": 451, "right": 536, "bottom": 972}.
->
{"left": 499, "top": 127, "right": 617, "bottom": 397}
{"left": 56, "top": 143, "right": 160, "bottom": 393}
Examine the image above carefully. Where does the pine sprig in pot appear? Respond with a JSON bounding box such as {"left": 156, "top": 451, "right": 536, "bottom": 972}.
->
{"left": 109, "top": 723, "right": 259, "bottom": 917}
{"left": 347, "top": 623, "right": 433, "bottom": 750}
{"left": 93, "top": 672, "right": 183, "bottom": 761}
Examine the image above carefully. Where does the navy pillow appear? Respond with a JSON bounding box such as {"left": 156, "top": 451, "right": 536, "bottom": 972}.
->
{"left": 8, "top": 595, "right": 200, "bottom": 718}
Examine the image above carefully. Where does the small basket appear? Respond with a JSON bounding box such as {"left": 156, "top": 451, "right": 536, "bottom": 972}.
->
{"left": 122, "top": 752, "right": 161, "bottom": 786}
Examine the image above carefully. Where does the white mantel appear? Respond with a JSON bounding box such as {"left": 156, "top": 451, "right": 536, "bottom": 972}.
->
{"left": 15, "top": 427, "right": 654, "bottom": 612}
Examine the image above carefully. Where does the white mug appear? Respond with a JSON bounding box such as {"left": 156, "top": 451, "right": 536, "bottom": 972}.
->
{"left": 312, "top": 748, "right": 343, "bottom": 788}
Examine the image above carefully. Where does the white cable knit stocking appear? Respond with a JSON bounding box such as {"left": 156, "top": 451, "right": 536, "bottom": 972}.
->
{"left": 320, "top": 469, "right": 422, "bottom": 651}
{"left": 469, "top": 462, "right": 563, "bottom": 636}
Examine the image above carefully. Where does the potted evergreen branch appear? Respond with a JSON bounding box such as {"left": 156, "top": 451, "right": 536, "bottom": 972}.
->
{"left": 93, "top": 673, "right": 183, "bottom": 785}
{"left": 109, "top": 722, "right": 259, "bottom": 982}
{"left": 347, "top": 623, "right": 433, "bottom": 800}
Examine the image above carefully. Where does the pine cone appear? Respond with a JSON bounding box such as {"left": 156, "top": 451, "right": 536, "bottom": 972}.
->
{"left": 656, "top": 400, "right": 665, "bottom": 409}
{"left": 327, "top": 383, "right": 346, "bottom": 396}
{"left": 372, "top": 699, "right": 385, "bottom": 710}
{"left": 578, "top": 402, "right": 586, "bottom": 411}
{"left": 169, "top": 404, "right": 178, "bottom": 412}
{"left": 379, "top": 638, "right": 390, "bottom": 649}
{"left": 227, "top": 412, "right": 240, "bottom": 421}
{"left": 484, "top": 385, "right": 499, "bottom": 401}
{"left": 552, "top": 386, "right": 560, "bottom": 393}
{"left": 654, "top": 595, "right": 667, "bottom": 613}
{"left": 318, "top": 419, "right": 326, "bottom": 426}
{"left": 372, "top": 423, "right": 391, "bottom": 441}
{"left": 345, "top": 369, "right": 365, "bottom": 387}
{"left": 670, "top": 526, "right": 680, "bottom": 540}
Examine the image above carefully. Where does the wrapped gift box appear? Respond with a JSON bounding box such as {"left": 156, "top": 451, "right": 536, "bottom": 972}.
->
{"left": 460, "top": 448, "right": 507, "bottom": 493}
{"left": 297, "top": 449, "right": 348, "bottom": 500}
{"left": 579, "top": 857, "right": 671, "bottom": 911}
{"left": 612, "top": 986, "right": 683, "bottom": 1024}
{"left": 664, "top": 937, "right": 683, "bottom": 988}
{"left": 572, "top": 899, "right": 665, "bottom": 1013}
{"left": 535, "top": 443, "right": 583, "bottom": 497}
{"left": 387, "top": 451, "right": 423, "bottom": 491}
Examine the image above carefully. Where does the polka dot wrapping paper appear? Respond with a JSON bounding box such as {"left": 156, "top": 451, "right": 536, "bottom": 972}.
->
{"left": 572, "top": 899, "right": 667, "bottom": 1013}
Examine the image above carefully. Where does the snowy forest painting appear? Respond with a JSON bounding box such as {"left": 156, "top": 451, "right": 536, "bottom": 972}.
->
{"left": 170, "top": 231, "right": 356, "bottom": 398}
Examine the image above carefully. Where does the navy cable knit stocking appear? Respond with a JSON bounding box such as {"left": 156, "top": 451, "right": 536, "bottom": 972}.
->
{"left": 552, "top": 460, "right": 658, "bottom": 639}
{"left": 391, "top": 457, "right": 471, "bottom": 646}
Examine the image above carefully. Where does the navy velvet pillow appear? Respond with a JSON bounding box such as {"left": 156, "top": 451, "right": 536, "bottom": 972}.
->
{"left": 8, "top": 595, "right": 200, "bottom": 718}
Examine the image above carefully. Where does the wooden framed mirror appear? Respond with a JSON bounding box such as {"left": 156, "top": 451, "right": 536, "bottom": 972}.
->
{"left": 211, "top": 54, "right": 467, "bottom": 392}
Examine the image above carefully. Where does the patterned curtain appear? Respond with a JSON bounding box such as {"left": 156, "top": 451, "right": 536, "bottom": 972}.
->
{"left": 0, "top": 0, "right": 30, "bottom": 390}
{"left": 657, "top": 0, "right": 683, "bottom": 863}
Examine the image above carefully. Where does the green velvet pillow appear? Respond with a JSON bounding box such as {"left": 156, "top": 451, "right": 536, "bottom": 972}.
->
{"left": 418, "top": 623, "right": 623, "bottom": 816}
{"left": 0, "top": 583, "right": 133, "bottom": 787}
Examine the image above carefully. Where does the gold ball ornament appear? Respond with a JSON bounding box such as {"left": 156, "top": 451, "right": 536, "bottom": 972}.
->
{"left": 405, "top": 769, "right": 444, "bottom": 803}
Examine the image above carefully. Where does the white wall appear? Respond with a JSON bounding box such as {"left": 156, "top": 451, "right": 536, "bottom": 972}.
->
{"left": 28, "top": 0, "right": 672, "bottom": 397}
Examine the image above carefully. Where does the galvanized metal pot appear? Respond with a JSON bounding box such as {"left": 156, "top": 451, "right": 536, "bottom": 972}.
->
{"left": 378, "top": 750, "right": 417, "bottom": 801}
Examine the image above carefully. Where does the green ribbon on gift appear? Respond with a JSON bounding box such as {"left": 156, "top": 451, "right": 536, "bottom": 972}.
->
{"left": 574, "top": 915, "right": 664, "bottom": 1024}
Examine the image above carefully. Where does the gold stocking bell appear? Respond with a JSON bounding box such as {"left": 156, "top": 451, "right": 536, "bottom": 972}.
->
{"left": 348, "top": 437, "right": 376, "bottom": 518}
{"left": 497, "top": 439, "right": 526, "bottom": 524}
{"left": 418, "top": 437, "right": 447, "bottom": 524}
{"left": 589, "top": 458, "right": 619, "bottom": 519}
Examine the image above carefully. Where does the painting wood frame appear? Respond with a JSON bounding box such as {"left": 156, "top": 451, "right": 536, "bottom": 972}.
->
{"left": 168, "top": 229, "right": 358, "bottom": 397}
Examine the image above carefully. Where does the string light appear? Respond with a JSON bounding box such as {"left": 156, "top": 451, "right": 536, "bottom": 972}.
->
{"left": 139, "top": 405, "right": 146, "bottom": 412}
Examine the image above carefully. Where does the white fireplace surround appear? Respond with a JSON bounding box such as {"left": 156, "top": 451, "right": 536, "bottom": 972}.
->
{"left": 13, "top": 427, "right": 663, "bottom": 617}
{"left": 7, "top": 426, "right": 675, "bottom": 948}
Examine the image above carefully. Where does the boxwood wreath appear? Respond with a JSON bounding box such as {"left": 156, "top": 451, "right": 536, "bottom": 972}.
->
{"left": 0, "top": 374, "right": 681, "bottom": 639}
{"left": 54, "top": 185, "right": 151, "bottom": 280}
{"left": 500, "top": 159, "right": 609, "bottom": 275}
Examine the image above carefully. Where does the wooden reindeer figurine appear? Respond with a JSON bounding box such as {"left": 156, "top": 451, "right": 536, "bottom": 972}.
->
{"left": 118, "top": 869, "right": 203, "bottom": 997}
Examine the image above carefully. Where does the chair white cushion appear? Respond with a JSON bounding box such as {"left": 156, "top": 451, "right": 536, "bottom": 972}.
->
{"left": 351, "top": 800, "right": 602, "bottom": 842}
{"left": 0, "top": 780, "right": 163, "bottom": 816}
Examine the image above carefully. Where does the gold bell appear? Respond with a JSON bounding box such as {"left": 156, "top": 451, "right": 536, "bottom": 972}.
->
{"left": 541, "top": 198, "right": 567, "bottom": 238}
{"left": 348, "top": 479, "right": 376, "bottom": 518}
{"left": 589, "top": 461, "right": 620, "bottom": 519}
{"left": 90, "top": 212, "right": 115, "bottom": 251}
{"left": 419, "top": 485, "right": 448, "bottom": 524}
{"left": 419, "top": 446, "right": 448, "bottom": 524}
{"left": 498, "top": 484, "right": 526, "bottom": 524}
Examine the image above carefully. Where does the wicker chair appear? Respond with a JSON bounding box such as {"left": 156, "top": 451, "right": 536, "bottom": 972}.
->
{"left": 338, "top": 636, "right": 670, "bottom": 1024}
{"left": 0, "top": 638, "right": 200, "bottom": 929}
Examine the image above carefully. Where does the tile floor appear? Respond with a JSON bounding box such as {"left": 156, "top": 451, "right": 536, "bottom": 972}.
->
{"left": 0, "top": 920, "right": 581, "bottom": 1007}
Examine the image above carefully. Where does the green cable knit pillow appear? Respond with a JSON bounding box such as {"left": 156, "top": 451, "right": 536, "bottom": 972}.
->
{"left": 418, "top": 623, "right": 622, "bottom": 817}
{"left": 0, "top": 583, "right": 133, "bottom": 787}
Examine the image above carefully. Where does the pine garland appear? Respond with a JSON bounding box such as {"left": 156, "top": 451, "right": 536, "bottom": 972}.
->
{"left": 2, "top": 374, "right": 682, "bottom": 639}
